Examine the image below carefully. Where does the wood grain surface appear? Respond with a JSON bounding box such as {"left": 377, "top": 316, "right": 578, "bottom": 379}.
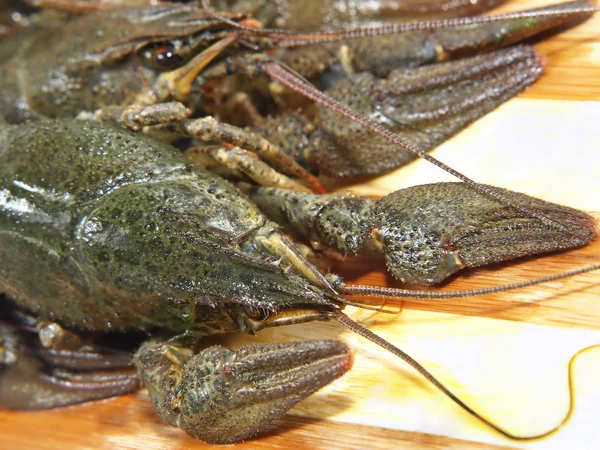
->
{"left": 1, "top": 1, "right": 599, "bottom": 449}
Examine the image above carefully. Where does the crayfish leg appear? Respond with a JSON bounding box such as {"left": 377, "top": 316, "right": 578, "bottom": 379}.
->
{"left": 0, "top": 323, "right": 138, "bottom": 409}
{"left": 248, "top": 187, "right": 378, "bottom": 256}
{"left": 181, "top": 116, "right": 325, "bottom": 192}
{"left": 115, "top": 110, "right": 325, "bottom": 193}
{"left": 134, "top": 339, "right": 352, "bottom": 444}
{"left": 189, "top": 145, "right": 313, "bottom": 192}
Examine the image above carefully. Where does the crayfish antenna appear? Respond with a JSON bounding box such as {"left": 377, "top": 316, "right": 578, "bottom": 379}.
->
{"left": 335, "top": 311, "right": 593, "bottom": 440}
{"left": 337, "top": 298, "right": 400, "bottom": 314}
{"left": 201, "top": 0, "right": 598, "bottom": 43}
{"left": 342, "top": 264, "right": 600, "bottom": 299}
{"left": 269, "top": 2, "right": 599, "bottom": 45}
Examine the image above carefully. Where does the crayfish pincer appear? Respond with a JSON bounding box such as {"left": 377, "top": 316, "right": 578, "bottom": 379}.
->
{"left": 0, "top": 120, "right": 597, "bottom": 443}
{"left": 248, "top": 184, "right": 597, "bottom": 285}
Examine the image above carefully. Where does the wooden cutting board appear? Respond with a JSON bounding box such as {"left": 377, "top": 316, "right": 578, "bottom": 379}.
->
{"left": 1, "top": 1, "right": 599, "bottom": 449}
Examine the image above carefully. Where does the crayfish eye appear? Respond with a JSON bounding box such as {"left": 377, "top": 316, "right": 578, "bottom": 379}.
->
{"left": 244, "top": 306, "right": 270, "bottom": 322}
{"left": 139, "top": 43, "right": 184, "bottom": 72}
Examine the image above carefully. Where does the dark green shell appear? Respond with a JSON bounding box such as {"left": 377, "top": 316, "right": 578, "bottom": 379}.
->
{"left": 0, "top": 120, "right": 331, "bottom": 334}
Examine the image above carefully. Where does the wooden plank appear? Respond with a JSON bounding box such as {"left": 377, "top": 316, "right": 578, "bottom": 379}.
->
{"left": 1, "top": 1, "right": 599, "bottom": 449}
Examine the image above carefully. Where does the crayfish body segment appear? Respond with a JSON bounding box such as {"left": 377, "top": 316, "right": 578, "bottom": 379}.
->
{"left": 0, "top": 120, "right": 341, "bottom": 332}
{"left": 208, "top": 0, "right": 510, "bottom": 30}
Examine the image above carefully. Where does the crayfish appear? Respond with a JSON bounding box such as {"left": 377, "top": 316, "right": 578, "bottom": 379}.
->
{"left": 0, "top": 0, "right": 599, "bottom": 447}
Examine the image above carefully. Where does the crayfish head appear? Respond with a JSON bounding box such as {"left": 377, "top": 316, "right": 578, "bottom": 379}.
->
{"left": 79, "top": 175, "right": 343, "bottom": 334}
{"left": 375, "top": 182, "right": 597, "bottom": 285}
{"left": 23, "top": 4, "right": 251, "bottom": 117}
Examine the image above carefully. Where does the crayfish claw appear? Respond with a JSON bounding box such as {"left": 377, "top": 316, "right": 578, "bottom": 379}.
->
{"left": 376, "top": 182, "right": 598, "bottom": 285}
{"left": 134, "top": 339, "right": 352, "bottom": 444}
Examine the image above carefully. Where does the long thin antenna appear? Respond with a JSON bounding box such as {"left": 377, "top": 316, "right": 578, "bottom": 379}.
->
{"left": 201, "top": 0, "right": 598, "bottom": 45}
{"left": 343, "top": 264, "right": 600, "bottom": 299}
{"left": 270, "top": 4, "right": 600, "bottom": 46}
{"left": 335, "top": 311, "right": 581, "bottom": 440}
